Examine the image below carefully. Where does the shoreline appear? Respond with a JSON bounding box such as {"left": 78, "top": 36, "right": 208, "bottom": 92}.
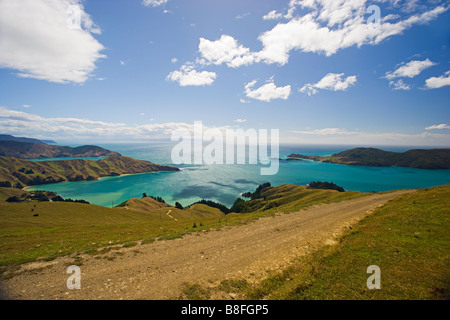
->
{"left": 23, "top": 169, "right": 180, "bottom": 191}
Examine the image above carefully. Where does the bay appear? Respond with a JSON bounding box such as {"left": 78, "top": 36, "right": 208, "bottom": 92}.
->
{"left": 27, "top": 142, "right": 450, "bottom": 208}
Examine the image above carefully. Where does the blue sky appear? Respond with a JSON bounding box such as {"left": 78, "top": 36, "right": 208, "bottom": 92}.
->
{"left": 0, "top": 0, "right": 449, "bottom": 146}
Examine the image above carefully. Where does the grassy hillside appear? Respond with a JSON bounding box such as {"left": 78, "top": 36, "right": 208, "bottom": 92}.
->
{"left": 0, "top": 199, "right": 222, "bottom": 268}
{"left": 0, "top": 140, "right": 120, "bottom": 159}
{"left": 0, "top": 187, "right": 29, "bottom": 201}
{"left": 231, "top": 184, "right": 367, "bottom": 214}
{"left": 0, "top": 184, "right": 366, "bottom": 269}
{"left": 288, "top": 147, "right": 450, "bottom": 169}
{"left": 0, "top": 155, "right": 179, "bottom": 186}
{"left": 219, "top": 185, "right": 449, "bottom": 300}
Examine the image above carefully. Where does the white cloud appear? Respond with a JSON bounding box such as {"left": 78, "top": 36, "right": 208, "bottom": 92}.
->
{"left": 389, "top": 79, "right": 411, "bottom": 90}
{"left": 22, "top": 105, "right": 32, "bottom": 108}
{"left": 283, "top": 132, "right": 450, "bottom": 147}
{"left": 142, "top": 0, "right": 168, "bottom": 7}
{"left": 0, "top": 106, "right": 125, "bottom": 126}
{"left": 0, "top": 0, "right": 105, "bottom": 84}
{"left": 300, "top": 73, "right": 357, "bottom": 95}
{"left": 0, "top": 106, "right": 228, "bottom": 140}
{"left": 198, "top": 35, "right": 257, "bottom": 68}
{"left": 385, "top": 59, "right": 436, "bottom": 80}
{"left": 289, "top": 126, "right": 450, "bottom": 146}
{"left": 263, "top": 0, "right": 304, "bottom": 20}
{"left": 240, "top": 98, "right": 250, "bottom": 104}
{"left": 425, "top": 124, "right": 450, "bottom": 130}
{"left": 236, "top": 12, "right": 250, "bottom": 19}
{"left": 198, "top": 3, "right": 448, "bottom": 67}
{"left": 292, "top": 128, "right": 358, "bottom": 135}
{"left": 120, "top": 60, "right": 126, "bottom": 66}
{"left": 257, "top": 5, "right": 447, "bottom": 64}
{"left": 171, "top": 58, "right": 178, "bottom": 63}
{"left": 263, "top": 10, "right": 284, "bottom": 20}
{"left": 234, "top": 119, "right": 247, "bottom": 123}
{"left": 244, "top": 79, "right": 291, "bottom": 102}
{"left": 167, "top": 65, "right": 216, "bottom": 87}
{"left": 425, "top": 70, "right": 450, "bottom": 89}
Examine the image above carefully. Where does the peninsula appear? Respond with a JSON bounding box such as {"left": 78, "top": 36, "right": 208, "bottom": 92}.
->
{"left": 0, "top": 140, "right": 121, "bottom": 159}
{"left": 287, "top": 147, "right": 450, "bottom": 169}
{"left": 0, "top": 155, "right": 180, "bottom": 187}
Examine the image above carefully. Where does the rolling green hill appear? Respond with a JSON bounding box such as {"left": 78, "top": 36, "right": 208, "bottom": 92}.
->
{"left": 0, "top": 184, "right": 366, "bottom": 267}
{"left": 288, "top": 147, "right": 450, "bottom": 169}
{"left": 230, "top": 183, "right": 366, "bottom": 214}
{"left": 0, "top": 155, "right": 179, "bottom": 187}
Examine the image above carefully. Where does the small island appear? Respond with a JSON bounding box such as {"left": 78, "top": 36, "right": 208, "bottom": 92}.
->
{"left": 287, "top": 147, "right": 450, "bottom": 169}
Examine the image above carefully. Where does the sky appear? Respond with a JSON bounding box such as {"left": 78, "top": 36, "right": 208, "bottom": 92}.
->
{"left": 0, "top": 0, "right": 449, "bottom": 146}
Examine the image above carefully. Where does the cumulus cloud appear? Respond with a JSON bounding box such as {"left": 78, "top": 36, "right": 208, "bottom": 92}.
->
{"left": 389, "top": 79, "right": 411, "bottom": 90}
{"left": 300, "top": 73, "right": 357, "bottom": 95}
{"left": 167, "top": 65, "right": 216, "bottom": 87}
{"left": 0, "top": 0, "right": 105, "bottom": 84}
{"left": 198, "top": 2, "right": 448, "bottom": 67}
{"left": 425, "top": 71, "right": 450, "bottom": 89}
{"left": 244, "top": 79, "right": 291, "bottom": 102}
{"left": 385, "top": 59, "right": 436, "bottom": 80}
{"left": 234, "top": 119, "right": 247, "bottom": 123}
{"left": 263, "top": 10, "right": 284, "bottom": 20}
{"left": 198, "top": 35, "right": 257, "bottom": 68}
{"left": 425, "top": 124, "right": 450, "bottom": 130}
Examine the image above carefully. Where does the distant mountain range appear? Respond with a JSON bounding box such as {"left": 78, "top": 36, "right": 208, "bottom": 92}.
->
{"left": 0, "top": 134, "right": 56, "bottom": 145}
{"left": 287, "top": 147, "right": 450, "bottom": 169}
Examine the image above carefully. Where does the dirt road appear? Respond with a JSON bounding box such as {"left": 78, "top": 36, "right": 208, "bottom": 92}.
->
{"left": 0, "top": 190, "right": 413, "bottom": 300}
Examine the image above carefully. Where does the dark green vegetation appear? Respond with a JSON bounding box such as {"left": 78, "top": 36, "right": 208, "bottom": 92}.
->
{"left": 308, "top": 181, "right": 345, "bottom": 192}
{"left": 0, "top": 155, "right": 179, "bottom": 186}
{"left": 288, "top": 147, "right": 450, "bottom": 169}
{"left": 0, "top": 184, "right": 366, "bottom": 268}
{"left": 198, "top": 185, "right": 449, "bottom": 300}
{"left": 0, "top": 140, "right": 120, "bottom": 159}
{"left": 241, "top": 182, "right": 272, "bottom": 200}
{"left": 0, "top": 188, "right": 89, "bottom": 204}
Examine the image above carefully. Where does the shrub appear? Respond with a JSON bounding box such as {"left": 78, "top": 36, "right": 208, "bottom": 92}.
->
{"left": 175, "top": 202, "right": 184, "bottom": 210}
{"left": 0, "top": 181, "right": 12, "bottom": 188}
{"left": 308, "top": 181, "right": 345, "bottom": 192}
{"left": 6, "top": 196, "right": 20, "bottom": 202}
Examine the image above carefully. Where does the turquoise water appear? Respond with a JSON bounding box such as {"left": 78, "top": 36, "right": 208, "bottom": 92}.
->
{"left": 28, "top": 142, "right": 450, "bottom": 208}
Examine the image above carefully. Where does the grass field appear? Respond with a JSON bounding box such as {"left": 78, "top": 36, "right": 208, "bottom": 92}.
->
{"left": 0, "top": 185, "right": 366, "bottom": 270}
{"left": 202, "top": 184, "right": 450, "bottom": 300}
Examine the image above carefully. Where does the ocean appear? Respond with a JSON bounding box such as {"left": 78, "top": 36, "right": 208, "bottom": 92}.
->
{"left": 27, "top": 142, "right": 450, "bottom": 208}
